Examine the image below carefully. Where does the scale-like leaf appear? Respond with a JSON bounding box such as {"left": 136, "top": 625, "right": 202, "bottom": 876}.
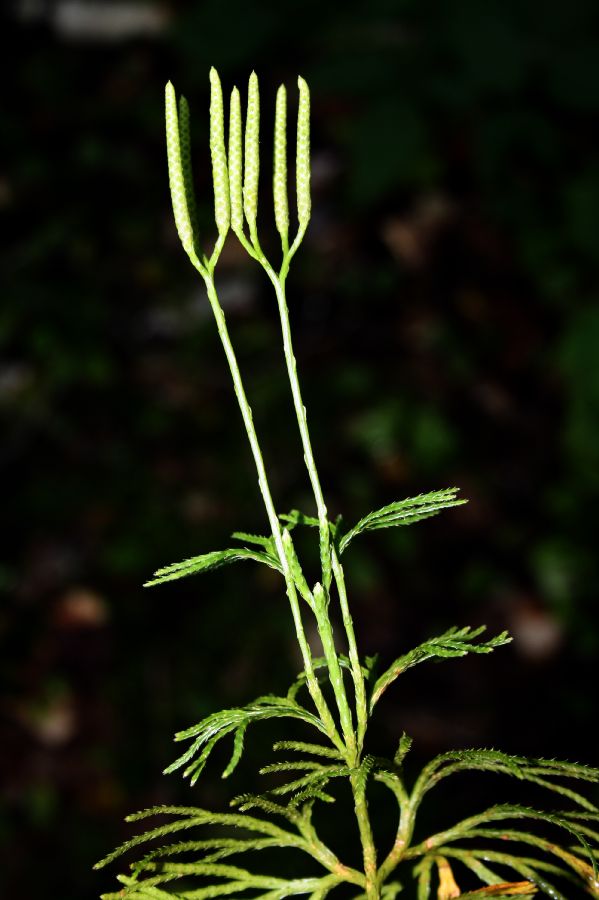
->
{"left": 370, "top": 627, "right": 512, "bottom": 710}
{"left": 338, "top": 488, "right": 467, "bottom": 553}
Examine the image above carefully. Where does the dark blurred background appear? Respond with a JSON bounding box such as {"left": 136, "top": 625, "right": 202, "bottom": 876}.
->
{"left": 2, "top": 1, "right": 599, "bottom": 897}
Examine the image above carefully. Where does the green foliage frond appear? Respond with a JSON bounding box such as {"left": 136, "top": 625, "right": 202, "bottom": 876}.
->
{"left": 413, "top": 803, "right": 599, "bottom": 883}
{"left": 166, "top": 697, "right": 327, "bottom": 785}
{"left": 268, "top": 765, "right": 348, "bottom": 797}
{"left": 462, "top": 828, "right": 599, "bottom": 889}
{"left": 144, "top": 546, "right": 282, "bottom": 587}
{"left": 135, "top": 837, "right": 286, "bottom": 867}
{"left": 230, "top": 793, "right": 300, "bottom": 822}
{"left": 252, "top": 761, "right": 340, "bottom": 806}
{"left": 394, "top": 732, "right": 413, "bottom": 767}
{"left": 560, "top": 810, "right": 599, "bottom": 820}
{"left": 260, "top": 761, "right": 336, "bottom": 775}
{"left": 102, "top": 875, "right": 175, "bottom": 900}
{"left": 105, "top": 868, "right": 333, "bottom": 900}
{"left": 288, "top": 786, "right": 336, "bottom": 807}
{"left": 370, "top": 626, "right": 512, "bottom": 710}
{"left": 279, "top": 510, "right": 321, "bottom": 529}
{"left": 272, "top": 741, "right": 344, "bottom": 760}
{"left": 414, "top": 748, "right": 599, "bottom": 810}
{"left": 338, "top": 488, "right": 467, "bottom": 553}
{"left": 282, "top": 529, "right": 313, "bottom": 605}
{"left": 125, "top": 807, "right": 208, "bottom": 821}
{"left": 96, "top": 805, "right": 308, "bottom": 874}
{"left": 231, "top": 532, "right": 277, "bottom": 552}
{"left": 222, "top": 724, "right": 248, "bottom": 779}
{"left": 232, "top": 761, "right": 345, "bottom": 812}
{"left": 353, "top": 756, "right": 375, "bottom": 796}
{"left": 421, "top": 749, "right": 599, "bottom": 784}
{"left": 380, "top": 883, "right": 403, "bottom": 900}
{"left": 95, "top": 814, "right": 219, "bottom": 870}
{"left": 442, "top": 849, "right": 506, "bottom": 887}
{"left": 441, "top": 846, "right": 583, "bottom": 899}
{"left": 463, "top": 843, "right": 598, "bottom": 897}
{"left": 413, "top": 855, "right": 541, "bottom": 898}
{"left": 99, "top": 842, "right": 351, "bottom": 900}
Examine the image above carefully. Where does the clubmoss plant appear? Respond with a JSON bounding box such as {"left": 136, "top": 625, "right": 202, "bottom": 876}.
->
{"left": 96, "top": 69, "right": 599, "bottom": 900}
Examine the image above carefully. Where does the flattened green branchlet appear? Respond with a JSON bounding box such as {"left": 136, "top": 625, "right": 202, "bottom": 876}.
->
{"left": 96, "top": 69, "right": 599, "bottom": 900}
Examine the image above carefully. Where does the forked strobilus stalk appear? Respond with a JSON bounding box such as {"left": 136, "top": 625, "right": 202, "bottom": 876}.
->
{"left": 96, "top": 69, "right": 599, "bottom": 900}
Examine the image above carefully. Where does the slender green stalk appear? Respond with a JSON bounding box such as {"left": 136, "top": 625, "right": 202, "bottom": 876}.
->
{"left": 331, "top": 547, "right": 368, "bottom": 751}
{"left": 313, "top": 583, "right": 356, "bottom": 757}
{"left": 262, "top": 265, "right": 368, "bottom": 759}
{"left": 269, "top": 273, "right": 332, "bottom": 588}
{"left": 223, "top": 75, "right": 361, "bottom": 756}
{"left": 199, "top": 269, "right": 343, "bottom": 755}
{"left": 256, "top": 74, "right": 368, "bottom": 756}
{"left": 245, "top": 256, "right": 359, "bottom": 762}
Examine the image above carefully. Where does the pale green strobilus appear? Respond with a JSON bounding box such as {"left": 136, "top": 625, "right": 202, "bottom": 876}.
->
{"left": 96, "top": 69, "right": 599, "bottom": 900}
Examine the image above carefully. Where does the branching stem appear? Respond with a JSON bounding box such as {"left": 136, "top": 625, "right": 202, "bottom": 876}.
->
{"left": 270, "top": 265, "right": 368, "bottom": 756}
{"left": 350, "top": 769, "right": 379, "bottom": 900}
{"left": 268, "top": 263, "right": 362, "bottom": 763}
{"left": 375, "top": 772, "right": 414, "bottom": 884}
